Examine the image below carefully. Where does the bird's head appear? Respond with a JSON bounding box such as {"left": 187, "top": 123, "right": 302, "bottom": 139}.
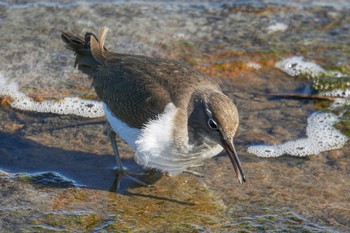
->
{"left": 188, "top": 91, "right": 246, "bottom": 184}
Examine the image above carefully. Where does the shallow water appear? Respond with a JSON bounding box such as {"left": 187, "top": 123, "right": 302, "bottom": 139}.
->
{"left": 0, "top": 0, "right": 349, "bottom": 232}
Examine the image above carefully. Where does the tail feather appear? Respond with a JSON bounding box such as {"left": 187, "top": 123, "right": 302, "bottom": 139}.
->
{"left": 90, "top": 27, "right": 109, "bottom": 64}
{"left": 61, "top": 27, "right": 110, "bottom": 76}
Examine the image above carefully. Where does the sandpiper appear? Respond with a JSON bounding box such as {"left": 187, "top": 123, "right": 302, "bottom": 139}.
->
{"left": 61, "top": 27, "right": 246, "bottom": 188}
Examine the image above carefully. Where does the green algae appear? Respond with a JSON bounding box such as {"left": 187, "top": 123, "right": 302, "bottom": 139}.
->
{"left": 335, "top": 119, "right": 350, "bottom": 138}
{"left": 22, "top": 174, "right": 228, "bottom": 232}
{"left": 313, "top": 76, "right": 350, "bottom": 92}
{"left": 324, "top": 65, "right": 350, "bottom": 76}
{"left": 30, "top": 211, "right": 104, "bottom": 232}
{"left": 78, "top": 93, "right": 98, "bottom": 100}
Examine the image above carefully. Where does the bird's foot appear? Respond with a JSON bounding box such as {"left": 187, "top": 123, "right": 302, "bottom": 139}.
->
{"left": 183, "top": 169, "right": 205, "bottom": 178}
{"left": 111, "top": 167, "right": 151, "bottom": 191}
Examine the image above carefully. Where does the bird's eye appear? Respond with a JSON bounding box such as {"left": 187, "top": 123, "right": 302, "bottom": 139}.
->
{"left": 208, "top": 118, "right": 218, "bottom": 130}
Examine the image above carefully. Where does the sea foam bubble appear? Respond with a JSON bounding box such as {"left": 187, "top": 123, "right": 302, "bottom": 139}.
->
{"left": 275, "top": 56, "right": 344, "bottom": 79}
{"left": 0, "top": 73, "right": 104, "bottom": 118}
{"left": 247, "top": 112, "right": 348, "bottom": 157}
{"left": 275, "top": 56, "right": 325, "bottom": 78}
{"left": 267, "top": 23, "right": 288, "bottom": 34}
{"left": 11, "top": 97, "right": 104, "bottom": 118}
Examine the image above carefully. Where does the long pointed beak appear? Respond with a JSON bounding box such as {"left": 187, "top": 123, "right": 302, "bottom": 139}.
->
{"left": 222, "top": 139, "right": 246, "bottom": 184}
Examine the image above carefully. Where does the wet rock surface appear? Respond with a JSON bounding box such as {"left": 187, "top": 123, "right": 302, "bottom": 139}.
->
{"left": 0, "top": 1, "right": 349, "bottom": 232}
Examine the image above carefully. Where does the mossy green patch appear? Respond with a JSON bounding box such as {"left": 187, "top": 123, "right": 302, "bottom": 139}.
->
{"left": 78, "top": 93, "right": 98, "bottom": 100}
{"left": 324, "top": 64, "right": 350, "bottom": 76}
{"left": 36, "top": 212, "right": 104, "bottom": 232}
{"left": 335, "top": 120, "right": 350, "bottom": 138}
{"left": 313, "top": 99, "right": 333, "bottom": 110}
{"left": 266, "top": 215, "right": 276, "bottom": 220}
{"left": 14, "top": 173, "right": 34, "bottom": 183}
{"left": 313, "top": 76, "right": 350, "bottom": 92}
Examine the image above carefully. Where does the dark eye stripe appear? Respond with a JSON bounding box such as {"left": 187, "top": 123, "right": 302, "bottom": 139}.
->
{"left": 208, "top": 118, "right": 218, "bottom": 130}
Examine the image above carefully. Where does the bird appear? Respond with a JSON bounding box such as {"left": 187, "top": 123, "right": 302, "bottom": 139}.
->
{"left": 61, "top": 27, "right": 246, "bottom": 188}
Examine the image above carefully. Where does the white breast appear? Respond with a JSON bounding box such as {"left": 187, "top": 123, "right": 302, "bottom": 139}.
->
{"left": 135, "top": 103, "right": 223, "bottom": 175}
{"left": 104, "top": 103, "right": 223, "bottom": 175}
{"left": 134, "top": 103, "right": 179, "bottom": 170}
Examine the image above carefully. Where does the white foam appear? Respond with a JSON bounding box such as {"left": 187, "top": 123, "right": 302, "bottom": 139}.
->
{"left": 0, "top": 73, "right": 104, "bottom": 118}
{"left": 321, "top": 88, "right": 350, "bottom": 109}
{"left": 11, "top": 96, "right": 104, "bottom": 118}
{"left": 0, "top": 73, "right": 26, "bottom": 99}
{"left": 330, "top": 98, "right": 350, "bottom": 109}
{"left": 247, "top": 62, "right": 261, "bottom": 70}
{"left": 267, "top": 23, "right": 288, "bottom": 34}
{"left": 247, "top": 112, "right": 348, "bottom": 157}
{"left": 275, "top": 56, "right": 325, "bottom": 78}
{"left": 320, "top": 88, "right": 350, "bottom": 98}
{"left": 275, "top": 56, "right": 345, "bottom": 79}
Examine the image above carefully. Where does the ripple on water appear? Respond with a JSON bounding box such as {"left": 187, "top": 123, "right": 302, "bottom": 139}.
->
{"left": 225, "top": 209, "right": 340, "bottom": 232}
{"left": 13, "top": 171, "right": 83, "bottom": 188}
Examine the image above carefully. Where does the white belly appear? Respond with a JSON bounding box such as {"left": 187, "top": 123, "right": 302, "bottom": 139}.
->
{"left": 103, "top": 103, "right": 140, "bottom": 150}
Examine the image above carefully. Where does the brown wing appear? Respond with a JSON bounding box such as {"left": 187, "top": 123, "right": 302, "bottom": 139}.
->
{"left": 92, "top": 53, "right": 221, "bottom": 129}
{"left": 92, "top": 55, "right": 172, "bottom": 128}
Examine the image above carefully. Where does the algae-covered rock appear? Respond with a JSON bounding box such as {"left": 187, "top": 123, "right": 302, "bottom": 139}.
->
{"left": 313, "top": 76, "right": 350, "bottom": 92}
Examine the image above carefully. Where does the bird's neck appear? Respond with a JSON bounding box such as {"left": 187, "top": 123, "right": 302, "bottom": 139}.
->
{"left": 186, "top": 89, "right": 219, "bottom": 148}
{"left": 171, "top": 88, "right": 223, "bottom": 151}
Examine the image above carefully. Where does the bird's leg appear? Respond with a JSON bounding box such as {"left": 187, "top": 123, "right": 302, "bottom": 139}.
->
{"left": 108, "top": 127, "right": 123, "bottom": 171}
{"left": 107, "top": 125, "right": 150, "bottom": 190}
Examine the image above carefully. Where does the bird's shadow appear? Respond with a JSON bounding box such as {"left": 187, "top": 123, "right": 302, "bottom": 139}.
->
{"left": 0, "top": 130, "right": 193, "bottom": 205}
